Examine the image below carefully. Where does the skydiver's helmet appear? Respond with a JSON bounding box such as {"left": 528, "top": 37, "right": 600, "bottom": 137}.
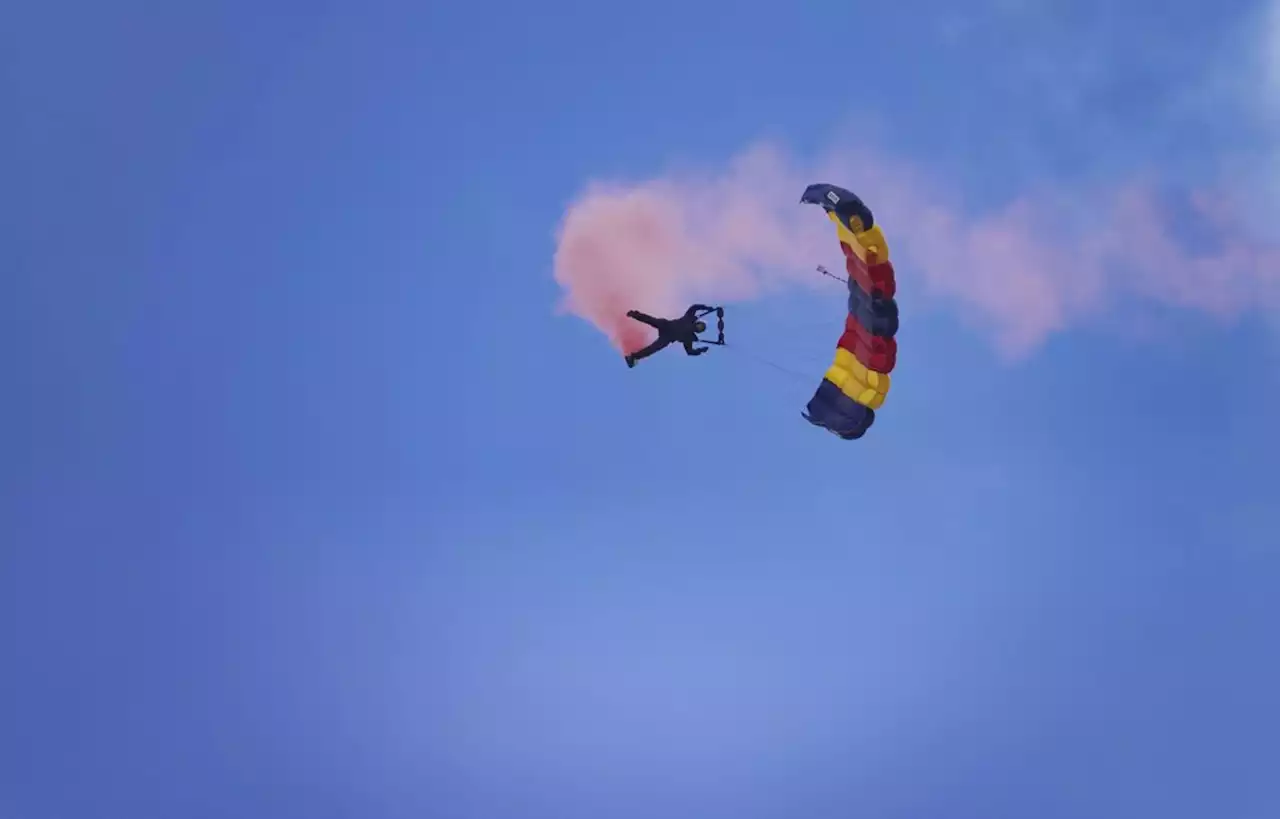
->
{"left": 694, "top": 320, "right": 707, "bottom": 334}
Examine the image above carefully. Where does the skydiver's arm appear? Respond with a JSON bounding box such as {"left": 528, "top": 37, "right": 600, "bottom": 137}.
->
{"left": 686, "top": 304, "right": 714, "bottom": 317}
{"left": 683, "top": 341, "right": 707, "bottom": 355}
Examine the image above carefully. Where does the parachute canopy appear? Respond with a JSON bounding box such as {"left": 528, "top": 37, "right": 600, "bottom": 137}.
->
{"left": 799, "top": 183, "right": 899, "bottom": 440}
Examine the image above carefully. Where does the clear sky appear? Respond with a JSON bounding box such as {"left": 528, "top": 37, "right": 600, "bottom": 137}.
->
{"left": 4, "top": 1, "right": 1279, "bottom": 818}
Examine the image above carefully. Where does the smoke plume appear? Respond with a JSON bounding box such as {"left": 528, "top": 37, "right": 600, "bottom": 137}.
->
{"left": 553, "top": 142, "right": 1280, "bottom": 358}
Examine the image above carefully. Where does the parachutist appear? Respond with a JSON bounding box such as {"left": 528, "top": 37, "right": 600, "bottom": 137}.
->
{"left": 624, "top": 305, "right": 723, "bottom": 367}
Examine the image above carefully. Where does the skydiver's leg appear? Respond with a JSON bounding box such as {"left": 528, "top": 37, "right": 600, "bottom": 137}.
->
{"left": 629, "top": 338, "right": 670, "bottom": 360}
{"left": 625, "top": 338, "right": 670, "bottom": 366}
{"left": 626, "top": 310, "right": 663, "bottom": 329}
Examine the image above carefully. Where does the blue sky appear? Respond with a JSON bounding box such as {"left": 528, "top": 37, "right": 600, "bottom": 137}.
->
{"left": 3, "top": 2, "right": 1278, "bottom": 818}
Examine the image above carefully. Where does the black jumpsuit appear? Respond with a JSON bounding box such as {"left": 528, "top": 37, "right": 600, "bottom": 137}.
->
{"left": 625, "top": 304, "right": 713, "bottom": 363}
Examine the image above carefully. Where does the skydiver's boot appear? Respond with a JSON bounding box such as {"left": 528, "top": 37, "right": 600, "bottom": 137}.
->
{"left": 625, "top": 354, "right": 636, "bottom": 368}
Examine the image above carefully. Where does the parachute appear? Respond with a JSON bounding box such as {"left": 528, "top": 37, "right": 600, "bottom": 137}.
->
{"left": 798, "top": 183, "right": 898, "bottom": 440}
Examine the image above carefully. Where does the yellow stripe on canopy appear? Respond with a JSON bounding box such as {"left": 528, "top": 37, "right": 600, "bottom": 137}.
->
{"left": 823, "top": 347, "right": 890, "bottom": 410}
{"left": 828, "top": 213, "right": 891, "bottom": 263}
{"left": 855, "top": 224, "right": 889, "bottom": 261}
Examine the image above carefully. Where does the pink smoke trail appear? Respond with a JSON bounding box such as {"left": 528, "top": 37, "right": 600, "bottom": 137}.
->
{"left": 552, "top": 141, "right": 1280, "bottom": 358}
